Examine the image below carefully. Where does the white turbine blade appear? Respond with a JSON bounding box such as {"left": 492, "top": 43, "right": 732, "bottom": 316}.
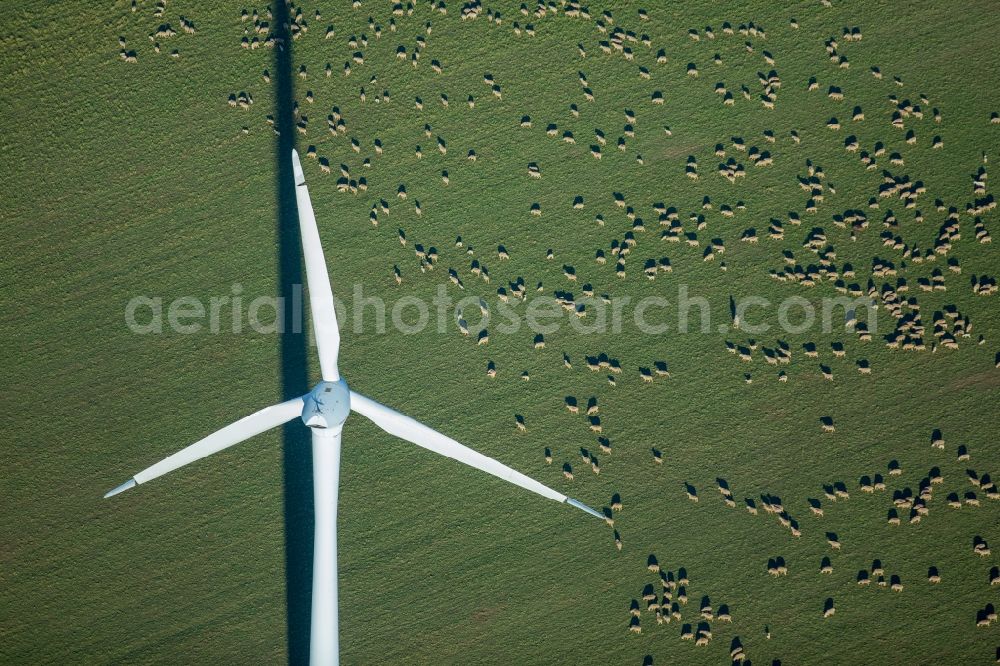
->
{"left": 349, "top": 391, "right": 604, "bottom": 519}
{"left": 292, "top": 149, "right": 341, "bottom": 382}
{"left": 103, "top": 397, "right": 305, "bottom": 498}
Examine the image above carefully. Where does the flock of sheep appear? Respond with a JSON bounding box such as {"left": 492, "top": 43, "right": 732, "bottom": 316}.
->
{"left": 116, "top": 0, "right": 998, "bottom": 662}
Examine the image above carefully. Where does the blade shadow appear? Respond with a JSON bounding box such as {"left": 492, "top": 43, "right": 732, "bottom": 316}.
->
{"left": 272, "top": 4, "right": 312, "bottom": 664}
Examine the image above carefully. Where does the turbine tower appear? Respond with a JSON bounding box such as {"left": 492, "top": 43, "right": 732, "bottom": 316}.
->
{"left": 104, "top": 149, "right": 604, "bottom": 665}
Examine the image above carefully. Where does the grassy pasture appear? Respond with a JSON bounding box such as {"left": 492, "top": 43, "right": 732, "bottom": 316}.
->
{"left": 1, "top": 0, "right": 999, "bottom": 664}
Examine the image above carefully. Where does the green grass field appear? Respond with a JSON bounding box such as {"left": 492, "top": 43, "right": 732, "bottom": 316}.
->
{"left": 2, "top": 0, "right": 1000, "bottom": 663}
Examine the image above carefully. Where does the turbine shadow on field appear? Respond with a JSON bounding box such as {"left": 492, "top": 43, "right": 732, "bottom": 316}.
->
{"left": 272, "top": 4, "right": 312, "bottom": 664}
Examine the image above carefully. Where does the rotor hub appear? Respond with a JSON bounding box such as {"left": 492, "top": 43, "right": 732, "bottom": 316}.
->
{"left": 301, "top": 379, "right": 350, "bottom": 430}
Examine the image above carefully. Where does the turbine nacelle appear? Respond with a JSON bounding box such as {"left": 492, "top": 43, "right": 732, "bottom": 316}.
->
{"left": 302, "top": 379, "right": 351, "bottom": 430}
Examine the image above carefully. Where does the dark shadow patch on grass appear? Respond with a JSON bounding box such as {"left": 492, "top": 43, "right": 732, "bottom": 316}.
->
{"left": 272, "top": 5, "right": 312, "bottom": 664}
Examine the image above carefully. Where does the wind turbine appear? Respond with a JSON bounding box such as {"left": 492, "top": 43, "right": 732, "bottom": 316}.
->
{"left": 104, "top": 149, "right": 604, "bottom": 665}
